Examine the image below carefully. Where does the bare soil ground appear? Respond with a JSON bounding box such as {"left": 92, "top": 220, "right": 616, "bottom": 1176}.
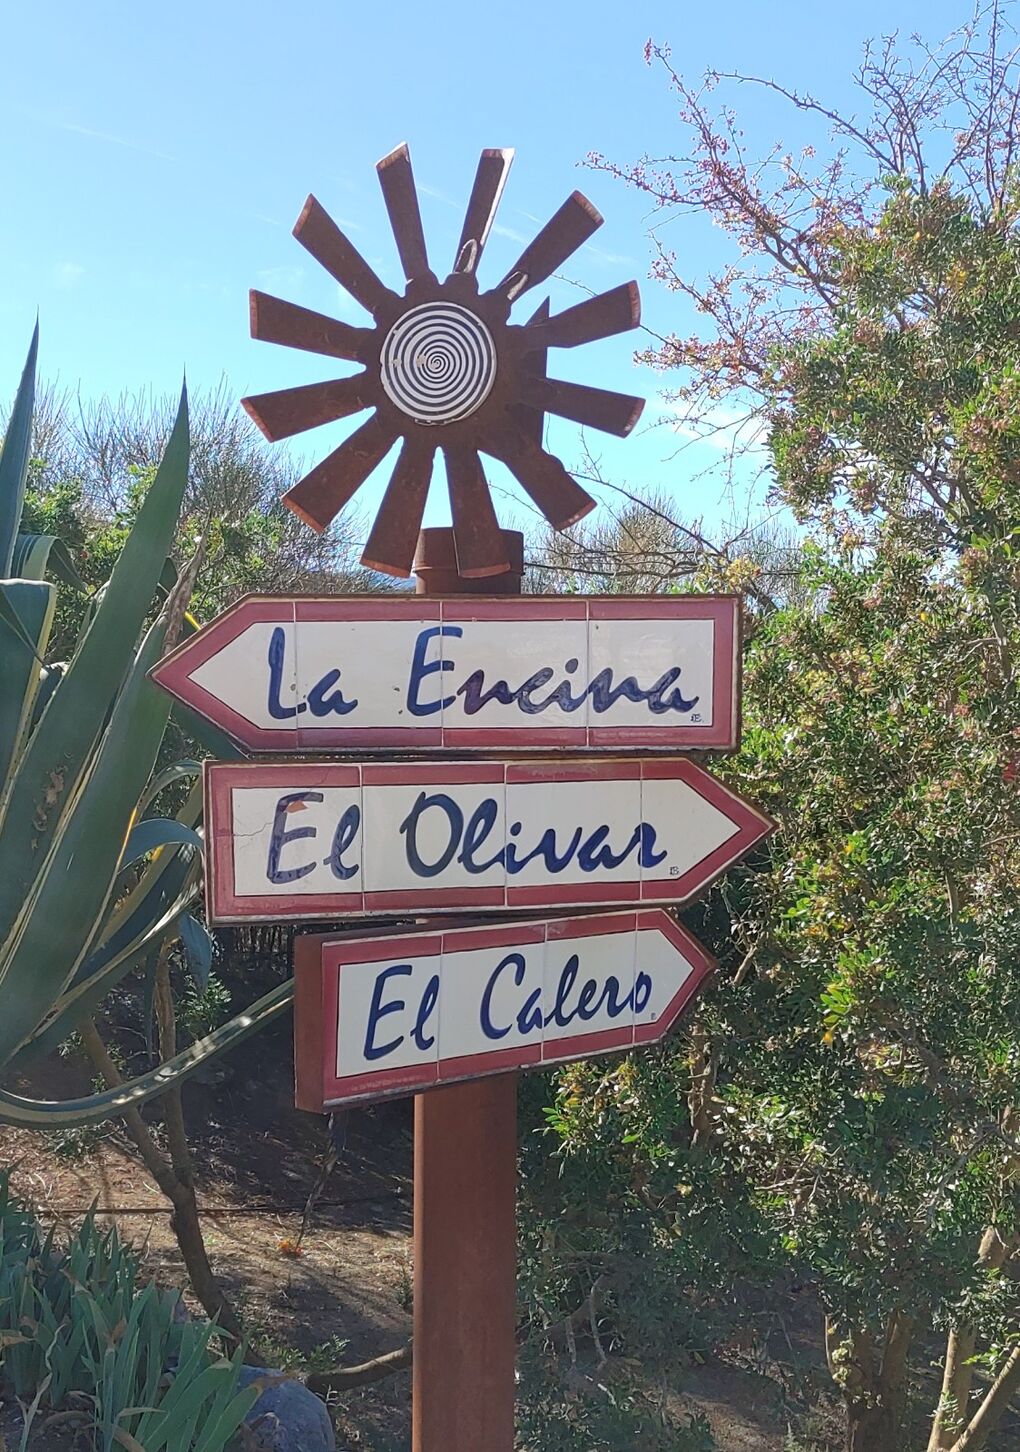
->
{"left": 6, "top": 1015, "right": 1010, "bottom": 1451}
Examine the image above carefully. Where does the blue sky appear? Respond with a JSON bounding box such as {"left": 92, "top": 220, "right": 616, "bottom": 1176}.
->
{"left": 1, "top": 0, "right": 964, "bottom": 546}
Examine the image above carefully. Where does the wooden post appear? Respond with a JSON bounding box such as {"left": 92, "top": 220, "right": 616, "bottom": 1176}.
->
{"left": 411, "top": 526, "right": 521, "bottom": 1452}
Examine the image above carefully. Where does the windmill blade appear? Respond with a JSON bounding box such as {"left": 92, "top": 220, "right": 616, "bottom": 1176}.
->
{"left": 282, "top": 413, "right": 396, "bottom": 534}
{"left": 443, "top": 446, "right": 510, "bottom": 577}
{"left": 523, "top": 282, "right": 641, "bottom": 350}
{"left": 492, "top": 191, "right": 603, "bottom": 300}
{"left": 486, "top": 426, "right": 595, "bottom": 532}
{"left": 293, "top": 196, "right": 397, "bottom": 316}
{"left": 249, "top": 291, "right": 372, "bottom": 362}
{"left": 518, "top": 375, "right": 644, "bottom": 438}
{"left": 454, "top": 147, "right": 514, "bottom": 274}
{"left": 361, "top": 438, "right": 435, "bottom": 578}
{"left": 513, "top": 297, "right": 550, "bottom": 449}
{"left": 377, "top": 143, "right": 431, "bottom": 283}
{"left": 242, "top": 376, "right": 372, "bottom": 443}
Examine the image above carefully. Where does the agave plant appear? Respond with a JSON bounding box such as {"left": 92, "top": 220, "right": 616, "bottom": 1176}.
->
{"left": 0, "top": 1175, "right": 259, "bottom": 1450}
{"left": 0, "top": 329, "right": 292, "bottom": 1130}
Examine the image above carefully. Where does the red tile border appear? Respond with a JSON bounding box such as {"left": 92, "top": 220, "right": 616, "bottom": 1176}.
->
{"left": 294, "top": 910, "right": 716, "bottom": 1111}
{"left": 152, "top": 594, "right": 742, "bottom": 753}
{"left": 205, "top": 759, "right": 774, "bottom": 924}
{"left": 439, "top": 599, "right": 588, "bottom": 621}
{"left": 360, "top": 760, "right": 505, "bottom": 786}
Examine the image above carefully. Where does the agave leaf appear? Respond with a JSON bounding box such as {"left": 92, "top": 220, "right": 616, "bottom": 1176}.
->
{"left": 0, "top": 979, "right": 293, "bottom": 1127}
{"left": 29, "top": 661, "right": 65, "bottom": 732}
{"left": 11, "top": 533, "right": 88, "bottom": 591}
{"left": 121, "top": 817, "right": 203, "bottom": 870}
{"left": 141, "top": 942, "right": 162, "bottom": 1056}
{"left": 178, "top": 913, "right": 214, "bottom": 989}
{"left": 0, "top": 387, "right": 189, "bottom": 949}
{"left": 0, "top": 616, "right": 172, "bottom": 1066}
{"left": 13, "top": 857, "right": 199, "bottom": 1065}
{"left": 0, "top": 580, "right": 47, "bottom": 661}
{"left": 136, "top": 759, "right": 200, "bottom": 817}
{"left": 0, "top": 324, "right": 38, "bottom": 575}
{"left": 77, "top": 781, "right": 203, "bottom": 983}
{"left": 0, "top": 581, "right": 55, "bottom": 792}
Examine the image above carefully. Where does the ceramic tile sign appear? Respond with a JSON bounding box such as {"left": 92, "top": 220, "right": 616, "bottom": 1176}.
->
{"left": 204, "top": 758, "right": 773, "bottom": 924}
{"left": 150, "top": 594, "right": 740, "bottom": 753}
{"left": 293, "top": 910, "right": 715, "bottom": 1110}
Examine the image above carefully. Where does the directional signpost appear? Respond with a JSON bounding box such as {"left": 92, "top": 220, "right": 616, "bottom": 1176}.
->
{"left": 150, "top": 137, "right": 775, "bottom": 1452}
{"left": 151, "top": 593, "right": 740, "bottom": 752}
{"left": 154, "top": 575, "right": 772, "bottom": 1451}
{"left": 293, "top": 910, "right": 716, "bottom": 1111}
{"left": 203, "top": 757, "right": 771, "bottom": 923}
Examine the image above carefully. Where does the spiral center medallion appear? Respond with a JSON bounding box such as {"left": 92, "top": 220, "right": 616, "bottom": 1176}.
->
{"left": 379, "top": 302, "right": 497, "bottom": 425}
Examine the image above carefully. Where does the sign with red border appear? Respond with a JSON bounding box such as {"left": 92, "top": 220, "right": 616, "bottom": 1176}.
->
{"left": 294, "top": 909, "right": 715, "bottom": 1109}
{"left": 205, "top": 757, "right": 773, "bottom": 924}
{"left": 151, "top": 594, "right": 740, "bottom": 753}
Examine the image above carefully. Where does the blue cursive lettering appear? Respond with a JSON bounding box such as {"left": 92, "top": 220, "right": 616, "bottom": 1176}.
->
{"left": 364, "top": 964, "right": 412, "bottom": 1061}
{"left": 480, "top": 953, "right": 527, "bottom": 1040}
{"left": 413, "top": 975, "right": 440, "bottom": 1051}
{"left": 267, "top": 628, "right": 305, "bottom": 719}
{"left": 266, "top": 792, "right": 321, "bottom": 882}
{"left": 323, "top": 804, "right": 361, "bottom": 881}
{"left": 450, "top": 652, "right": 698, "bottom": 719}
{"left": 307, "top": 668, "right": 358, "bottom": 717}
{"left": 546, "top": 954, "right": 634, "bottom": 1028}
{"left": 267, "top": 626, "right": 359, "bottom": 719}
{"left": 398, "top": 791, "right": 668, "bottom": 880}
{"left": 406, "top": 626, "right": 462, "bottom": 717}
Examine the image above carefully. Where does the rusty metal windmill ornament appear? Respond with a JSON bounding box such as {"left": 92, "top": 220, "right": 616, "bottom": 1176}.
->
{"left": 242, "top": 144, "right": 644, "bottom": 579}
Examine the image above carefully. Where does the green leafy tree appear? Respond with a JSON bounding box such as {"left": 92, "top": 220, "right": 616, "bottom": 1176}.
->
{"left": 15, "top": 382, "right": 372, "bottom": 661}
{"left": 536, "top": 8, "right": 1020, "bottom": 1450}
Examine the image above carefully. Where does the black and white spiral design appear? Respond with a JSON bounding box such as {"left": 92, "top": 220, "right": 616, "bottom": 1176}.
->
{"left": 379, "top": 302, "right": 497, "bottom": 425}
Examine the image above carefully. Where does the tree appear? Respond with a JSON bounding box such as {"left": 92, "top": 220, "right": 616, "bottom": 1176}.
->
{"left": 540, "top": 7, "right": 1020, "bottom": 1449}
{"left": 16, "top": 383, "right": 372, "bottom": 659}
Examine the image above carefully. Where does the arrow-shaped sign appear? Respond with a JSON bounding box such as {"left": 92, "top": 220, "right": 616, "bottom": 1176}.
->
{"left": 151, "top": 593, "right": 740, "bottom": 752}
{"left": 205, "top": 757, "right": 773, "bottom": 924}
{"left": 294, "top": 909, "right": 715, "bottom": 1109}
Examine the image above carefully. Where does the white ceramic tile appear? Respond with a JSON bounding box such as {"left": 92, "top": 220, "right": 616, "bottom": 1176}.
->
{"left": 586, "top": 617, "right": 716, "bottom": 730}
{"left": 542, "top": 927, "right": 637, "bottom": 1055}
{"left": 637, "top": 776, "right": 740, "bottom": 890}
{"left": 192, "top": 622, "right": 298, "bottom": 733}
{"left": 295, "top": 617, "right": 455, "bottom": 734}
{"left": 438, "top": 619, "right": 590, "bottom": 732}
{"left": 360, "top": 776, "right": 507, "bottom": 896}
{"left": 228, "top": 782, "right": 364, "bottom": 899}
{"left": 438, "top": 937, "right": 546, "bottom": 1062}
{"left": 633, "top": 927, "right": 698, "bottom": 1032}
{"left": 503, "top": 776, "right": 645, "bottom": 889}
{"left": 335, "top": 949, "right": 442, "bottom": 1078}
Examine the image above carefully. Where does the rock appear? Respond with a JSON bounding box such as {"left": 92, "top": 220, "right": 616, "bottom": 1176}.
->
{"left": 236, "top": 1367, "right": 336, "bottom": 1452}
